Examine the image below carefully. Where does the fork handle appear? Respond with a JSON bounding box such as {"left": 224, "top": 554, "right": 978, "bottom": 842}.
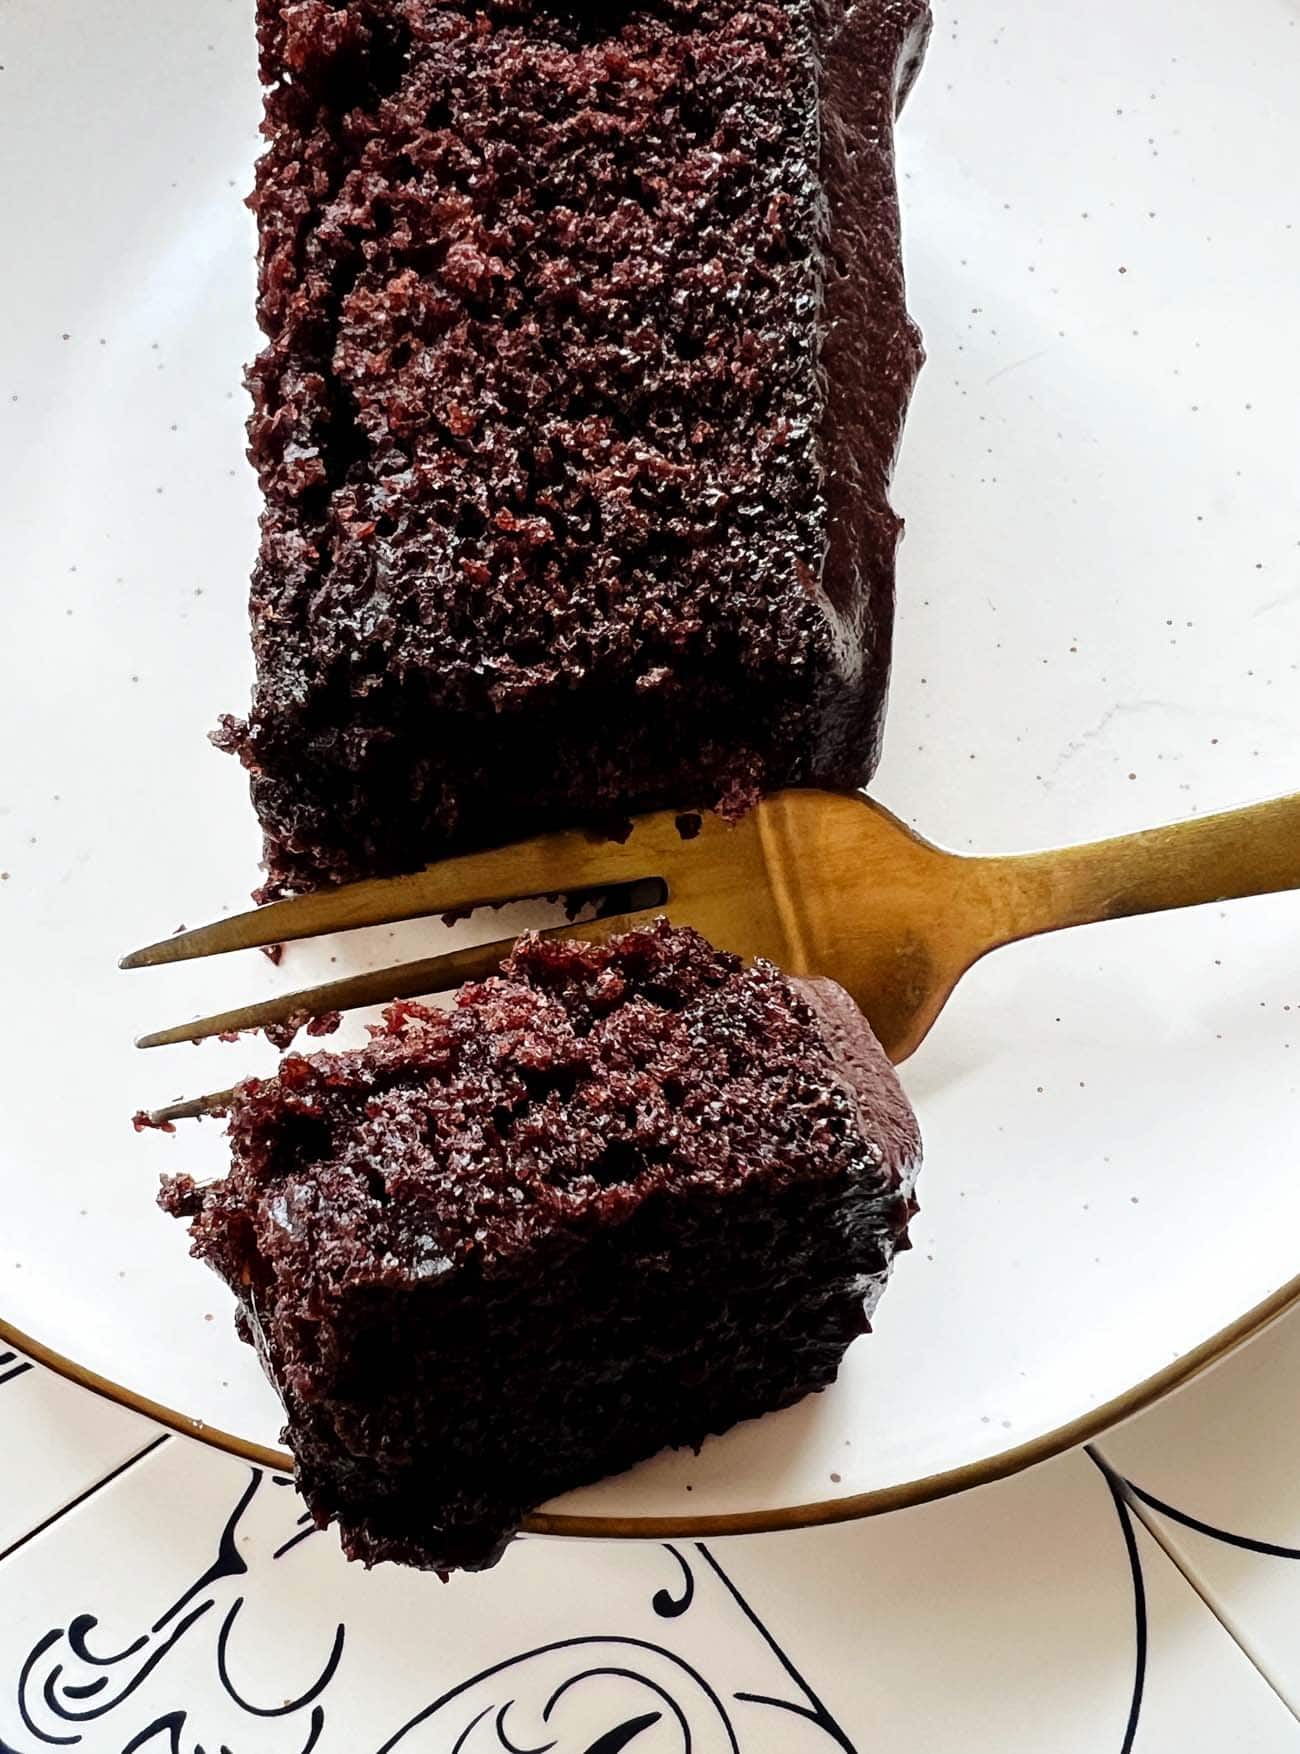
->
{"left": 976, "top": 790, "right": 1300, "bottom": 947}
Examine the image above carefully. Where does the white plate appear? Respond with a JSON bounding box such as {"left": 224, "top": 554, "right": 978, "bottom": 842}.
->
{"left": 2, "top": 0, "right": 1298, "bottom": 1534}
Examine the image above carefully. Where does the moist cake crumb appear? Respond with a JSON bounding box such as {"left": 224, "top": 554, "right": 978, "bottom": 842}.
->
{"left": 226, "top": 0, "right": 930, "bottom": 895}
{"left": 162, "top": 921, "right": 921, "bottom": 1572}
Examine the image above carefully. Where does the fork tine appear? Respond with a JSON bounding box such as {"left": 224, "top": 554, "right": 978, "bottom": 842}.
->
{"left": 149, "top": 1089, "right": 237, "bottom": 1125}
{"left": 119, "top": 815, "right": 690, "bottom": 971}
{"left": 134, "top": 910, "right": 660, "bottom": 1050}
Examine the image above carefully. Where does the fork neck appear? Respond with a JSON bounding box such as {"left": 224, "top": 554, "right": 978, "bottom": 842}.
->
{"left": 970, "top": 791, "right": 1300, "bottom": 950}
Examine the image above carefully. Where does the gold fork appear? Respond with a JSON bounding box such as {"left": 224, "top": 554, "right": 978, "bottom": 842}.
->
{"left": 123, "top": 786, "right": 1300, "bottom": 1122}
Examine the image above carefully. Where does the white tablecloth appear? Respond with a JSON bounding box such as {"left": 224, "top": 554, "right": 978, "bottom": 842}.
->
{"left": 3, "top": 1304, "right": 1300, "bottom": 1752}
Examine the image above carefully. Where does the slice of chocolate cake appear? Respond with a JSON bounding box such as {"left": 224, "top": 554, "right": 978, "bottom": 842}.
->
{"left": 162, "top": 922, "right": 921, "bottom": 1573}
{"left": 220, "top": 0, "right": 930, "bottom": 896}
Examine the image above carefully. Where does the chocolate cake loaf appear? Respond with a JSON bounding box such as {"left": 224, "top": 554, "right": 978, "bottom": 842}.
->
{"left": 162, "top": 922, "right": 921, "bottom": 1573}
{"left": 220, "top": 0, "right": 930, "bottom": 896}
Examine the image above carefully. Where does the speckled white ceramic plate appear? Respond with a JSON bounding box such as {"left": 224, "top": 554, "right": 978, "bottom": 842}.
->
{"left": 2, "top": 0, "right": 1298, "bottom": 1538}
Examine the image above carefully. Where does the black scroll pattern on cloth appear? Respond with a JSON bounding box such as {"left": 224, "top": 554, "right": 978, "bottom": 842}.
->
{"left": 1, "top": 1460, "right": 860, "bottom": 1753}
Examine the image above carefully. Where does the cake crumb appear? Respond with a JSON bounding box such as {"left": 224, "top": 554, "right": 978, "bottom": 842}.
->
{"left": 132, "top": 1109, "right": 175, "bottom": 1135}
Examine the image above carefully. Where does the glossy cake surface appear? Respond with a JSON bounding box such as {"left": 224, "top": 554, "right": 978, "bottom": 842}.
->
{"left": 221, "top": 0, "right": 930, "bottom": 894}
{"left": 162, "top": 923, "right": 921, "bottom": 1571}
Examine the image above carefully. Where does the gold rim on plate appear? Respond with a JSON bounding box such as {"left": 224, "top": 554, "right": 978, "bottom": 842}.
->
{"left": 5, "top": 1269, "right": 1300, "bottom": 1539}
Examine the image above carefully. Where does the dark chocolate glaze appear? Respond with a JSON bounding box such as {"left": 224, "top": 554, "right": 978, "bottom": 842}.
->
{"left": 221, "top": 0, "right": 929, "bottom": 896}
{"left": 163, "top": 923, "right": 921, "bottom": 1573}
